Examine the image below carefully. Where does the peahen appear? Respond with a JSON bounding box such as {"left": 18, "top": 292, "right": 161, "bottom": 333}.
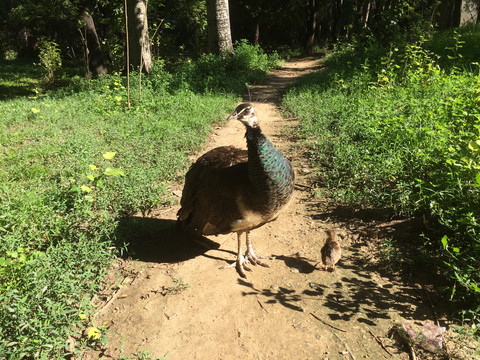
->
{"left": 177, "top": 103, "right": 295, "bottom": 278}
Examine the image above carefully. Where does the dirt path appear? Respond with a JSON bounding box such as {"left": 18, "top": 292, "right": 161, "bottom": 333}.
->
{"left": 82, "top": 57, "right": 457, "bottom": 360}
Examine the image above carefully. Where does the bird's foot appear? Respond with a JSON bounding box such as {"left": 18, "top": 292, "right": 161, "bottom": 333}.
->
{"left": 314, "top": 262, "right": 328, "bottom": 271}
{"left": 245, "top": 247, "right": 271, "bottom": 268}
{"left": 222, "top": 254, "right": 252, "bottom": 278}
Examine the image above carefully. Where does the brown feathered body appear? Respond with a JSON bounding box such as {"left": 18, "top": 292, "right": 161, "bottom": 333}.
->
{"left": 320, "top": 229, "right": 342, "bottom": 271}
{"left": 177, "top": 126, "right": 295, "bottom": 236}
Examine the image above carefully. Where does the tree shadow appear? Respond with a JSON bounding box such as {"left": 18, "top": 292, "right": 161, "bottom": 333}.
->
{"left": 234, "top": 248, "right": 443, "bottom": 327}
{"left": 115, "top": 216, "right": 222, "bottom": 263}
{"left": 238, "top": 278, "right": 305, "bottom": 312}
{"left": 306, "top": 252, "right": 444, "bottom": 328}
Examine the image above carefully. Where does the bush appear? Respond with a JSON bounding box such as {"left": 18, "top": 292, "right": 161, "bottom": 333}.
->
{"left": 168, "top": 40, "right": 281, "bottom": 94}
{"left": 284, "top": 28, "right": 480, "bottom": 330}
{"left": 0, "top": 42, "right": 283, "bottom": 357}
{"left": 38, "top": 38, "right": 62, "bottom": 83}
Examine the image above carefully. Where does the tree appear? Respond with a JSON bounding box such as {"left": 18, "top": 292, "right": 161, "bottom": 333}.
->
{"left": 81, "top": 9, "right": 108, "bottom": 76}
{"left": 207, "top": 0, "right": 234, "bottom": 55}
{"left": 126, "top": 0, "right": 152, "bottom": 73}
{"left": 305, "top": 0, "right": 317, "bottom": 54}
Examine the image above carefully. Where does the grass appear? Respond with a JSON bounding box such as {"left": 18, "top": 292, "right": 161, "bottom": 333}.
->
{"left": 0, "top": 59, "right": 84, "bottom": 100}
{"left": 284, "top": 25, "right": 480, "bottom": 334}
{"left": 0, "top": 41, "right": 281, "bottom": 358}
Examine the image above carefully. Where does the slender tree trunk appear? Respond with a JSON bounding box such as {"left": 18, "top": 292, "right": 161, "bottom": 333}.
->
{"left": 126, "top": 0, "right": 152, "bottom": 73}
{"left": 82, "top": 10, "right": 108, "bottom": 76}
{"left": 216, "top": 0, "right": 234, "bottom": 55}
{"left": 363, "top": 1, "right": 371, "bottom": 28}
{"left": 207, "top": 0, "right": 217, "bottom": 53}
{"left": 305, "top": 0, "right": 317, "bottom": 55}
{"left": 254, "top": 20, "right": 260, "bottom": 45}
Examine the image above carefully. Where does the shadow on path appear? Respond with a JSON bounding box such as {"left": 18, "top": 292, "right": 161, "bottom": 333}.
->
{"left": 115, "top": 216, "right": 221, "bottom": 263}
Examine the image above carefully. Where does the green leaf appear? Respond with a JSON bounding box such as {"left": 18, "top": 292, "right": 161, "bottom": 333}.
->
{"left": 31, "top": 107, "right": 40, "bottom": 114}
{"left": 452, "top": 247, "right": 460, "bottom": 253}
{"left": 104, "top": 167, "right": 125, "bottom": 176}
{"left": 89, "top": 164, "right": 98, "bottom": 171}
{"left": 468, "top": 141, "right": 479, "bottom": 151}
{"left": 441, "top": 235, "right": 448, "bottom": 249}
{"left": 102, "top": 152, "right": 116, "bottom": 160}
{"left": 476, "top": 173, "right": 480, "bottom": 186}
{"left": 0, "top": 257, "right": 12, "bottom": 266}
{"left": 81, "top": 185, "right": 92, "bottom": 193}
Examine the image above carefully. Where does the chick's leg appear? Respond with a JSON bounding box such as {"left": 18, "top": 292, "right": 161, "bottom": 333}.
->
{"left": 245, "top": 231, "right": 271, "bottom": 267}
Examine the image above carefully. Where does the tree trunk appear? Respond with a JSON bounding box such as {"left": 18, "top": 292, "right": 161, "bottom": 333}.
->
{"left": 305, "top": 0, "right": 317, "bottom": 55}
{"left": 207, "top": 0, "right": 217, "bottom": 53}
{"left": 82, "top": 10, "right": 108, "bottom": 76}
{"left": 254, "top": 20, "right": 260, "bottom": 45}
{"left": 216, "top": 0, "right": 234, "bottom": 55}
{"left": 363, "top": 1, "right": 371, "bottom": 28}
{"left": 126, "top": 0, "right": 152, "bottom": 73}
{"left": 437, "top": 0, "right": 463, "bottom": 29}
{"left": 207, "top": 0, "right": 234, "bottom": 55}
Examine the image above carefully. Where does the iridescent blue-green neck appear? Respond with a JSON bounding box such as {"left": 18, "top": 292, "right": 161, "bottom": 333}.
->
{"left": 245, "top": 126, "right": 294, "bottom": 210}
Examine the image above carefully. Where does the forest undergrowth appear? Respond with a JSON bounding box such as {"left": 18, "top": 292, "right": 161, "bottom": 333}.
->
{"left": 0, "top": 42, "right": 280, "bottom": 359}
{"left": 284, "top": 24, "right": 480, "bottom": 336}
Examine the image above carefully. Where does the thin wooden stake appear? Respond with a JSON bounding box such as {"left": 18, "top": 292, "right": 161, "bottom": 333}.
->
{"left": 124, "top": 0, "right": 131, "bottom": 110}
{"left": 139, "top": 0, "right": 148, "bottom": 101}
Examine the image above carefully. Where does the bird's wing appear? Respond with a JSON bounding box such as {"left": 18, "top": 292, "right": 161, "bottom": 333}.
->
{"left": 177, "top": 146, "right": 249, "bottom": 232}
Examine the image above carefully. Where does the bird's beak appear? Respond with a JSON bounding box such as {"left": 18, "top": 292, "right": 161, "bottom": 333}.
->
{"left": 227, "top": 112, "right": 238, "bottom": 121}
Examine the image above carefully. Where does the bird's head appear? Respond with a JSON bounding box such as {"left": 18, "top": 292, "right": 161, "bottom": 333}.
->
{"left": 227, "top": 103, "right": 259, "bottom": 128}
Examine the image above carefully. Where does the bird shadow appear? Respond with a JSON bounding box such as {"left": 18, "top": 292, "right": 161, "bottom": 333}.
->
{"left": 273, "top": 254, "right": 317, "bottom": 274}
{"left": 115, "top": 216, "right": 223, "bottom": 263}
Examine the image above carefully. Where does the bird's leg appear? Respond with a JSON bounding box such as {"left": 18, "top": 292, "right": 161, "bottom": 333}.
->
{"left": 222, "top": 232, "right": 252, "bottom": 278}
{"left": 244, "top": 231, "right": 271, "bottom": 268}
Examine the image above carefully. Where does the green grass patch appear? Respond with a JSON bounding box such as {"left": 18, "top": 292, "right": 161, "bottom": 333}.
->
{"left": 0, "top": 41, "right": 281, "bottom": 358}
{"left": 284, "top": 28, "right": 480, "bottom": 332}
{"left": 0, "top": 59, "right": 84, "bottom": 100}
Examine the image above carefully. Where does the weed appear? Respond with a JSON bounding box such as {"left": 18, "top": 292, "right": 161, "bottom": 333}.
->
{"left": 284, "top": 26, "right": 480, "bottom": 333}
{"left": 0, "top": 44, "right": 276, "bottom": 358}
{"left": 378, "top": 238, "right": 403, "bottom": 272}
{"left": 38, "top": 38, "right": 62, "bottom": 83}
{"left": 120, "top": 350, "right": 168, "bottom": 360}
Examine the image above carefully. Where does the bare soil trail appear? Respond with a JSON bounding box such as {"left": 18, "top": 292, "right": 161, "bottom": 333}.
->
{"left": 82, "top": 57, "right": 472, "bottom": 360}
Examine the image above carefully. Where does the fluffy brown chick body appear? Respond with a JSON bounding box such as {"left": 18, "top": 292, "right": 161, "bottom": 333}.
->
{"left": 320, "top": 229, "right": 342, "bottom": 271}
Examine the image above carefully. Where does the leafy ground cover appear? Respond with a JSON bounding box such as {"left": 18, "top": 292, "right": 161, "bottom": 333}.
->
{"left": 0, "top": 42, "right": 280, "bottom": 359}
{"left": 283, "top": 24, "right": 480, "bottom": 334}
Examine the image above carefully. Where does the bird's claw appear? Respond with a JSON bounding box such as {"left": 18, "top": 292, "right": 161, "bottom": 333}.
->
{"left": 222, "top": 254, "right": 252, "bottom": 278}
{"left": 245, "top": 249, "right": 271, "bottom": 268}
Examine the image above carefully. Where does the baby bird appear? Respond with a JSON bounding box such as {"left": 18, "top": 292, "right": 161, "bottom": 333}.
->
{"left": 319, "top": 229, "right": 342, "bottom": 271}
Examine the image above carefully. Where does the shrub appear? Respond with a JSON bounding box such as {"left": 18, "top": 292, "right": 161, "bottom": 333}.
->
{"left": 38, "top": 38, "right": 62, "bottom": 83}
{"left": 0, "top": 41, "right": 282, "bottom": 356}
{"left": 284, "top": 27, "right": 480, "bottom": 330}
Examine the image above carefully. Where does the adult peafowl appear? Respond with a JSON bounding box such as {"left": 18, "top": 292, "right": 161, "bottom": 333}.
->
{"left": 177, "top": 103, "right": 295, "bottom": 278}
